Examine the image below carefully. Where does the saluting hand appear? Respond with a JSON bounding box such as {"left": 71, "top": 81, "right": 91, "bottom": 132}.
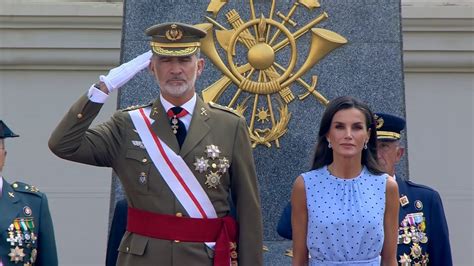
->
{"left": 99, "top": 50, "right": 152, "bottom": 94}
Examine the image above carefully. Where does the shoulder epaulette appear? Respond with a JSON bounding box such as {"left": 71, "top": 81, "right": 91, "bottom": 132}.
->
{"left": 11, "top": 181, "right": 42, "bottom": 195}
{"left": 121, "top": 102, "right": 153, "bottom": 112}
{"left": 208, "top": 101, "right": 242, "bottom": 117}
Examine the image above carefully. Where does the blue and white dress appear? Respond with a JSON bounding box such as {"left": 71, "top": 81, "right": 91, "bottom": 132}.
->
{"left": 303, "top": 166, "right": 388, "bottom": 265}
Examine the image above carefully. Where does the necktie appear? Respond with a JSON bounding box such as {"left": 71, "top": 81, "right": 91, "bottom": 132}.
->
{"left": 167, "top": 106, "right": 188, "bottom": 148}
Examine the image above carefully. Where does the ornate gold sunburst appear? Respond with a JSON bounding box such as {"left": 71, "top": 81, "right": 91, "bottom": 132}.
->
{"left": 201, "top": 0, "right": 348, "bottom": 148}
{"left": 256, "top": 107, "right": 270, "bottom": 123}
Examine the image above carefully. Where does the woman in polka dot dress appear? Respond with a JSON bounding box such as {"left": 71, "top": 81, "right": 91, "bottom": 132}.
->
{"left": 291, "top": 96, "right": 399, "bottom": 266}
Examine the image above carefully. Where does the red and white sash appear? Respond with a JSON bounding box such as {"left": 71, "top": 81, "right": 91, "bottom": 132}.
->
{"left": 129, "top": 107, "right": 217, "bottom": 220}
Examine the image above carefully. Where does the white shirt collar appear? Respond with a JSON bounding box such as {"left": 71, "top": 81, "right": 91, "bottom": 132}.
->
{"left": 160, "top": 93, "right": 196, "bottom": 115}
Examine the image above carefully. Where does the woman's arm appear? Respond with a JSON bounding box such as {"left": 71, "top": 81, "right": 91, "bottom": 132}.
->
{"left": 291, "top": 175, "right": 309, "bottom": 266}
{"left": 381, "top": 176, "right": 400, "bottom": 266}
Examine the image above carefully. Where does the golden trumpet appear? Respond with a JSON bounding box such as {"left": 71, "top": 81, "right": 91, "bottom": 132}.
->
{"left": 281, "top": 28, "right": 347, "bottom": 89}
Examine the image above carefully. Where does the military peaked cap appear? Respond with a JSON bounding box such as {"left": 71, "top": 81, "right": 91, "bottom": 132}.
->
{"left": 0, "top": 120, "right": 19, "bottom": 139}
{"left": 374, "top": 113, "right": 406, "bottom": 140}
{"left": 145, "top": 22, "right": 206, "bottom": 57}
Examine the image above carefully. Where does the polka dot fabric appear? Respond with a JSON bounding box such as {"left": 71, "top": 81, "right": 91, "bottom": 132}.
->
{"left": 303, "top": 166, "right": 387, "bottom": 265}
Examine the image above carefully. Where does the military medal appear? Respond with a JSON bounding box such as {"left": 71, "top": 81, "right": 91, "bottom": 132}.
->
{"left": 8, "top": 246, "right": 25, "bottom": 263}
{"left": 410, "top": 243, "right": 422, "bottom": 259}
{"left": 194, "top": 157, "right": 209, "bottom": 173}
{"left": 398, "top": 253, "right": 411, "bottom": 266}
{"left": 415, "top": 200, "right": 423, "bottom": 210}
{"left": 23, "top": 206, "right": 32, "bottom": 216}
{"left": 13, "top": 219, "right": 24, "bottom": 247}
{"left": 218, "top": 157, "right": 230, "bottom": 174}
{"left": 30, "top": 249, "right": 37, "bottom": 263}
{"left": 399, "top": 195, "right": 409, "bottom": 207}
{"left": 139, "top": 172, "right": 147, "bottom": 184}
{"left": 171, "top": 117, "right": 179, "bottom": 134}
{"left": 167, "top": 107, "right": 188, "bottom": 134}
{"left": 419, "top": 233, "right": 428, "bottom": 243}
{"left": 205, "top": 171, "right": 221, "bottom": 189}
{"left": 421, "top": 254, "right": 429, "bottom": 266}
{"left": 205, "top": 144, "right": 221, "bottom": 159}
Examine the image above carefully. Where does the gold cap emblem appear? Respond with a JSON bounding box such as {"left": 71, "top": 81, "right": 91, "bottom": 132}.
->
{"left": 165, "top": 24, "right": 183, "bottom": 41}
{"left": 374, "top": 114, "right": 384, "bottom": 129}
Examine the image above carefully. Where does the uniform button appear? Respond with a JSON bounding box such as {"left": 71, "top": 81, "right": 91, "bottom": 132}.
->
{"left": 176, "top": 212, "right": 183, "bottom": 217}
{"left": 25, "top": 186, "right": 29, "bottom": 189}
{"left": 142, "top": 158, "right": 148, "bottom": 163}
{"left": 12, "top": 183, "right": 18, "bottom": 188}
{"left": 212, "top": 163, "right": 217, "bottom": 168}
{"left": 77, "top": 113, "right": 83, "bottom": 119}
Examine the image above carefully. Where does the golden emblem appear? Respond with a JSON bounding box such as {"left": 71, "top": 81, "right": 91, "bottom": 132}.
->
{"left": 8, "top": 246, "right": 26, "bottom": 263}
{"left": 375, "top": 114, "right": 384, "bottom": 129}
{"left": 200, "top": 0, "right": 347, "bottom": 148}
{"left": 205, "top": 171, "right": 221, "bottom": 188}
{"left": 165, "top": 24, "right": 183, "bottom": 41}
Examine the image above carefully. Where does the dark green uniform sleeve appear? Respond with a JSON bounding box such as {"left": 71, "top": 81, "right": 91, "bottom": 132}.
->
{"left": 230, "top": 117, "right": 263, "bottom": 266}
{"left": 36, "top": 193, "right": 58, "bottom": 266}
{"left": 48, "top": 94, "right": 124, "bottom": 167}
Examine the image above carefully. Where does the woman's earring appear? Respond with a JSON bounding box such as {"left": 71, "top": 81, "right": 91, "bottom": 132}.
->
{"left": 364, "top": 141, "right": 368, "bottom": 150}
{"left": 328, "top": 141, "right": 332, "bottom": 149}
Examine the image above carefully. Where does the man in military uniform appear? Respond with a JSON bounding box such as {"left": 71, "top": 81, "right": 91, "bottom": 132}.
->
{"left": 49, "top": 22, "right": 263, "bottom": 266}
{"left": 0, "top": 121, "right": 58, "bottom": 266}
{"left": 375, "top": 113, "right": 452, "bottom": 266}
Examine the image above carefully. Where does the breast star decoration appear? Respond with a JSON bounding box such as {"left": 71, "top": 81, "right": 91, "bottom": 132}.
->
{"left": 194, "top": 144, "right": 230, "bottom": 189}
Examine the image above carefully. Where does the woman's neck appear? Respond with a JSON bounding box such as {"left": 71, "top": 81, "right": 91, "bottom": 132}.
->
{"left": 328, "top": 156, "right": 363, "bottom": 179}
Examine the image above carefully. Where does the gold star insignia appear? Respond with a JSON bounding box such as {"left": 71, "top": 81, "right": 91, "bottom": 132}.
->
{"left": 8, "top": 246, "right": 26, "bottom": 263}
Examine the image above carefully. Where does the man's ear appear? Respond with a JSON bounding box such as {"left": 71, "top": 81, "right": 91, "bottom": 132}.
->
{"left": 196, "top": 58, "right": 204, "bottom": 76}
{"left": 396, "top": 146, "right": 405, "bottom": 162}
{"left": 148, "top": 60, "right": 155, "bottom": 73}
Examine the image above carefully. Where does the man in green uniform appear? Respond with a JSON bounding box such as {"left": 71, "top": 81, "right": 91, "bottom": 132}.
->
{"left": 49, "top": 22, "right": 263, "bottom": 266}
{"left": 0, "top": 121, "right": 58, "bottom": 266}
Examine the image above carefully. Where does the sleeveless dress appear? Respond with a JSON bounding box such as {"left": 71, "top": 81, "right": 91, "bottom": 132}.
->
{"left": 303, "top": 166, "right": 388, "bottom": 265}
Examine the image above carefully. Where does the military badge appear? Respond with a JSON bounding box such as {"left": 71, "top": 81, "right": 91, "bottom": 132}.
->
{"left": 218, "top": 157, "right": 230, "bottom": 174}
{"left": 415, "top": 200, "right": 423, "bottom": 210}
{"left": 399, "top": 195, "right": 409, "bottom": 207}
{"left": 398, "top": 253, "right": 411, "bottom": 266}
{"left": 8, "top": 246, "right": 25, "bottom": 263}
{"left": 205, "top": 171, "right": 221, "bottom": 189}
{"left": 410, "top": 242, "right": 422, "bottom": 259}
{"left": 165, "top": 24, "right": 183, "bottom": 41}
{"left": 374, "top": 114, "right": 384, "bottom": 129}
{"left": 132, "top": 140, "right": 145, "bottom": 149}
{"left": 23, "top": 206, "right": 32, "bottom": 216}
{"left": 194, "top": 157, "right": 209, "bottom": 173}
{"left": 205, "top": 144, "right": 221, "bottom": 159}
{"left": 195, "top": 145, "right": 230, "bottom": 189}
{"left": 30, "top": 248, "right": 37, "bottom": 263}
{"left": 139, "top": 172, "right": 147, "bottom": 184}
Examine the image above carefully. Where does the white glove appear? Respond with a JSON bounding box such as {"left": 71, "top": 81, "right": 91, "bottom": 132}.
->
{"left": 99, "top": 50, "right": 152, "bottom": 93}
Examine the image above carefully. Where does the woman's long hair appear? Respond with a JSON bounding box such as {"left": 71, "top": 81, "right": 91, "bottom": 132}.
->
{"left": 311, "top": 96, "right": 383, "bottom": 175}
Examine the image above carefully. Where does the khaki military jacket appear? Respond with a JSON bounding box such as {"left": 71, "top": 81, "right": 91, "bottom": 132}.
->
{"left": 49, "top": 94, "right": 263, "bottom": 266}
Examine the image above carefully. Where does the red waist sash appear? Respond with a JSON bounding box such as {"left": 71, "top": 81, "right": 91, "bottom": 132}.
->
{"left": 127, "top": 207, "right": 238, "bottom": 266}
